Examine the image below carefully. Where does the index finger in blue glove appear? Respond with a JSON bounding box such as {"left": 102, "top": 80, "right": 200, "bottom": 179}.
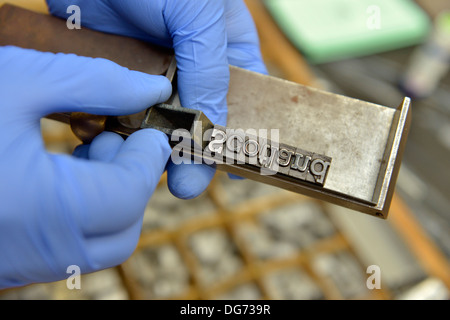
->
{"left": 165, "top": 0, "right": 229, "bottom": 126}
{"left": 158, "top": 1, "right": 230, "bottom": 199}
{"left": 224, "top": 0, "right": 268, "bottom": 75}
{"left": 0, "top": 46, "right": 172, "bottom": 119}
{"left": 104, "top": 0, "right": 230, "bottom": 125}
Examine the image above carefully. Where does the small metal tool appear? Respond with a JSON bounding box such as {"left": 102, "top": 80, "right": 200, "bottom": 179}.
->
{"left": 0, "top": 4, "right": 411, "bottom": 218}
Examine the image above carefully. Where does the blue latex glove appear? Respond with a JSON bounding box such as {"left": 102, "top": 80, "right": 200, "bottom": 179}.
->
{"left": 0, "top": 46, "right": 172, "bottom": 288}
{"left": 47, "top": 0, "right": 268, "bottom": 198}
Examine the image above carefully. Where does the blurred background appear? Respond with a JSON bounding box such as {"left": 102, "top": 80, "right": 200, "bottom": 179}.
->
{"left": 0, "top": 0, "right": 449, "bottom": 300}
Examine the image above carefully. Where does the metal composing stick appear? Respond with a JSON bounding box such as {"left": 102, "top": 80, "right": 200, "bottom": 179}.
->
{"left": 0, "top": 4, "right": 411, "bottom": 218}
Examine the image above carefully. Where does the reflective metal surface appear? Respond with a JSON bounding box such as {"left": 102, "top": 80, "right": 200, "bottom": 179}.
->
{"left": 224, "top": 67, "right": 411, "bottom": 218}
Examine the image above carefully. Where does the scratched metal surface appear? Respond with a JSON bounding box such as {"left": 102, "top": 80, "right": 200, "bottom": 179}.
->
{"left": 227, "top": 67, "right": 396, "bottom": 202}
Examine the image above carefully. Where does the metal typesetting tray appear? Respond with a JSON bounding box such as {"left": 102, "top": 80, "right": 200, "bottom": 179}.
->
{"left": 224, "top": 68, "right": 411, "bottom": 218}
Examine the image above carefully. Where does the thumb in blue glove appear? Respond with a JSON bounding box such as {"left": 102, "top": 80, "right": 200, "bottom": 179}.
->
{"left": 47, "top": 0, "right": 268, "bottom": 199}
{"left": 0, "top": 45, "right": 172, "bottom": 289}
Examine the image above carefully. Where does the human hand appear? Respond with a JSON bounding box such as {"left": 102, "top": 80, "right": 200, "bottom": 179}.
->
{"left": 0, "top": 46, "right": 172, "bottom": 288}
{"left": 47, "top": 0, "right": 268, "bottom": 198}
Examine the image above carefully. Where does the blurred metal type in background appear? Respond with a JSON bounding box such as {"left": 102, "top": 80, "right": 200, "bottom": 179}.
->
{"left": 0, "top": 4, "right": 411, "bottom": 219}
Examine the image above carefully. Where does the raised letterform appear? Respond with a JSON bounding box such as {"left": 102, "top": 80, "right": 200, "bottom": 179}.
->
{"left": 206, "top": 125, "right": 331, "bottom": 186}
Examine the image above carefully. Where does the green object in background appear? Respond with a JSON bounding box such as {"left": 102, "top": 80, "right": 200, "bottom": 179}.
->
{"left": 264, "top": 0, "right": 431, "bottom": 64}
{"left": 437, "top": 10, "right": 450, "bottom": 35}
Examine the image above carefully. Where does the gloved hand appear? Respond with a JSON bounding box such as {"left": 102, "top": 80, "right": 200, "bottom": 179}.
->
{"left": 47, "top": 0, "right": 268, "bottom": 199}
{"left": 0, "top": 46, "right": 172, "bottom": 288}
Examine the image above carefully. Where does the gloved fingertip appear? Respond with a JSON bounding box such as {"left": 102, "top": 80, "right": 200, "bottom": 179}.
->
{"left": 131, "top": 72, "right": 173, "bottom": 106}
{"left": 111, "top": 129, "right": 171, "bottom": 191}
{"left": 166, "top": 161, "right": 216, "bottom": 199}
{"left": 255, "top": 64, "right": 269, "bottom": 76}
{"left": 214, "top": 109, "right": 228, "bottom": 127}
{"left": 124, "top": 129, "right": 171, "bottom": 160}
{"left": 89, "top": 132, "right": 124, "bottom": 162}
{"left": 72, "top": 144, "right": 90, "bottom": 159}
